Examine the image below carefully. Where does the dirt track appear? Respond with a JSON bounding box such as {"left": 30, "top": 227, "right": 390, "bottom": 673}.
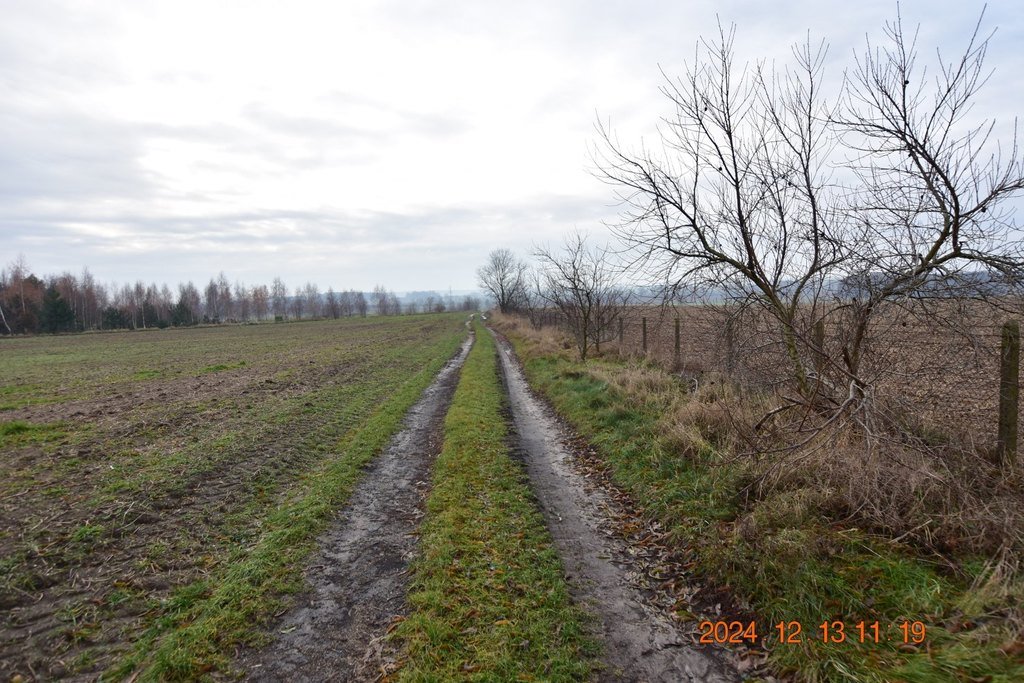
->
{"left": 494, "top": 332, "right": 739, "bottom": 683}
{"left": 236, "top": 328, "right": 739, "bottom": 682}
{"left": 237, "top": 334, "right": 473, "bottom": 681}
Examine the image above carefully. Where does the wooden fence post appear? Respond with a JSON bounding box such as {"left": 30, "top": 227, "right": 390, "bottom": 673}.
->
{"left": 674, "top": 317, "right": 681, "bottom": 367}
{"left": 642, "top": 317, "right": 648, "bottom": 355}
{"left": 618, "top": 317, "right": 624, "bottom": 347}
{"left": 997, "top": 319, "right": 1019, "bottom": 468}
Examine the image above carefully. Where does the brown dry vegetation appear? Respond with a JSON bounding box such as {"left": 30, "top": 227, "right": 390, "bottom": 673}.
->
{"left": 612, "top": 302, "right": 1024, "bottom": 554}
{"left": 0, "top": 315, "right": 466, "bottom": 680}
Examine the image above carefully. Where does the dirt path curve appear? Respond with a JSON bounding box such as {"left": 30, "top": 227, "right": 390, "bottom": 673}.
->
{"left": 494, "top": 332, "right": 740, "bottom": 683}
{"left": 237, "top": 333, "right": 474, "bottom": 682}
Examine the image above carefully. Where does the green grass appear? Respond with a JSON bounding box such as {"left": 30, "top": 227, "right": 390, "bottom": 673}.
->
{"left": 0, "top": 382, "right": 53, "bottom": 411}
{"left": 394, "top": 324, "right": 595, "bottom": 681}
{"left": 0, "top": 419, "right": 66, "bottom": 447}
{"left": 504, "top": 332, "right": 1024, "bottom": 683}
{"left": 70, "top": 523, "right": 105, "bottom": 544}
{"left": 198, "top": 360, "right": 246, "bottom": 374}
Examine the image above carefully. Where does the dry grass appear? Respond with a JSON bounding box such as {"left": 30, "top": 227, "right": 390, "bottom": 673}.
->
{"left": 490, "top": 312, "right": 570, "bottom": 359}
{"left": 747, "top": 423, "right": 1024, "bottom": 555}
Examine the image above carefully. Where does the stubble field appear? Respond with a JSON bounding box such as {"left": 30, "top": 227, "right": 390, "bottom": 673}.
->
{"left": 0, "top": 314, "right": 467, "bottom": 680}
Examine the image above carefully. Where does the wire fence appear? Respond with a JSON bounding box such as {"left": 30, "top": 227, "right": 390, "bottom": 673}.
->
{"left": 538, "top": 303, "right": 1024, "bottom": 452}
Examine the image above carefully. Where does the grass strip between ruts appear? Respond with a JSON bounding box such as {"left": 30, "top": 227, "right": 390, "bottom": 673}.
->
{"left": 394, "top": 323, "right": 596, "bottom": 681}
{"left": 112, "top": 327, "right": 467, "bottom": 681}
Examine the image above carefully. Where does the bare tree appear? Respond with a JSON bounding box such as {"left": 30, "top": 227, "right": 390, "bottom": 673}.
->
{"left": 252, "top": 284, "right": 270, "bottom": 320}
{"left": 9, "top": 254, "right": 33, "bottom": 319}
{"left": 80, "top": 267, "right": 101, "bottom": 331}
{"left": 597, "top": 14, "right": 1024, "bottom": 406}
{"left": 521, "top": 266, "right": 550, "bottom": 330}
{"left": 338, "top": 290, "right": 355, "bottom": 317}
{"left": 535, "top": 232, "right": 628, "bottom": 361}
{"left": 354, "top": 290, "right": 368, "bottom": 317}
{"left": 477, "top": 248, "right": 529, "bottom": 314}
{"left": 0, "top": 299, "right": 10, "bottom": 334}
{"left": 216, "top": 272, "right": 233, "bottom": 321}
{"left": 325, "top": 287, "right": 340, "bottom": 319}
{"left": 832, "top": 13, "right": 1024, "bottom": 385}
{"left": 234, "top": 282, "right": 251, "bottom": 322}
{"left": 291, "top": 286, "right": 306, "bottom": 319}
{"left": 303, "top": 282, "right": 321, "bottom": 319}
{"left": 371, "top": 285, "right": 401, "bottom": 316}
{"left": 133, "top": 281, "right": 148, "bottom": 328}
{"left": 204, "top": 278, "right": 219, "bottom": 322}
{"left": 158, "top": 284, "right": 175, "bottom": 323}
{"left": 597, "top": 26, "right": 844, "bottom": 394}
{"left": 372, "top": 285, "right": 389, "bottom": 315}
{"left": 271, "top": 277, "right": 288, "bottom": 319}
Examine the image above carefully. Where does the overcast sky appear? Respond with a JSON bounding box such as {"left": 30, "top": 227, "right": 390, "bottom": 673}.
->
{"left": 1, "top": 0, "right": 1021, "bottom": 292}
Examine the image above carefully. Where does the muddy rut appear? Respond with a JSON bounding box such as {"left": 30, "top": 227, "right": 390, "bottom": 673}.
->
{"left": 494, "top": 333, "right": 739, "bottom": 683}
{"left": 237, "top": 334, "right": 474, "bottom": 681}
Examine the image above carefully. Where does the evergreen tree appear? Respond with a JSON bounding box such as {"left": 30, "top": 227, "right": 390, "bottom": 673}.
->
{"left": 171, "top": 298, "right": 196, "bottom": 326}
{"left": 101, "top": 306, "right": 129, "bottom": 330}
{"left": 39, "top": 286, "right": 75, "bottom": 333}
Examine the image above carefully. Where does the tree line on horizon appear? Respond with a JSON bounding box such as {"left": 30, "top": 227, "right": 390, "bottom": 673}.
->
{"left": 0, "top": 257, "right": 480, "bottom": 335}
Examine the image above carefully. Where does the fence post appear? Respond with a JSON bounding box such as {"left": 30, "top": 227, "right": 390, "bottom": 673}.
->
{"left": 618, "top": 317, "right": 624, "bottom": 347}
{"left": 674, "top": 317, "right": 681, "bottom": 368}
{"left": 997, "top": 319, "right": 1019, "bottom": 468}
{"left": 642, "top": 317, "right": 648, "bottom": 355}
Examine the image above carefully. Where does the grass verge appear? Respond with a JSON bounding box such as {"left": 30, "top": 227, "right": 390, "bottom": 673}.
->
{"left": 498, "top": 319, "right": 1024, "bottom": 683}
{"left": 394, "top": 323, "right": 595, "bottom": 681}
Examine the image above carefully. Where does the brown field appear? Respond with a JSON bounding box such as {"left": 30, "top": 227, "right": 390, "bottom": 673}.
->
{"left": 0, "top": 315, "right": 466, "bottom": 680}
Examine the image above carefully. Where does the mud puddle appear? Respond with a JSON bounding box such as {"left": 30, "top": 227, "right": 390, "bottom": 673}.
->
{"left": 494, "top": 332, "right": 739, "bottom": 683}
{"left": 237, "top": 334, "right": 474, "bottom": 682}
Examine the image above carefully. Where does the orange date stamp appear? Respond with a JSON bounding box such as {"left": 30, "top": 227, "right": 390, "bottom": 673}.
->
{"left": 698, "top": 620, "right": 927, "bottom": 645}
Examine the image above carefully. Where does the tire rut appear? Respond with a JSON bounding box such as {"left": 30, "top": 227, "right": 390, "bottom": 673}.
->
{"left": 493, "top": 331, "right": 740, "bottom": 683}
{"left": 237, "top": 333, "right": 474, "bottom": 682}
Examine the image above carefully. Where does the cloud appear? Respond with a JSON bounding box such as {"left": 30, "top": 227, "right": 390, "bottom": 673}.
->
{"left": 0, "top": 0, "right": 1021, "bottom": 293}
{"left": 1, "top": 190, "right": 617, "bottom": 290}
